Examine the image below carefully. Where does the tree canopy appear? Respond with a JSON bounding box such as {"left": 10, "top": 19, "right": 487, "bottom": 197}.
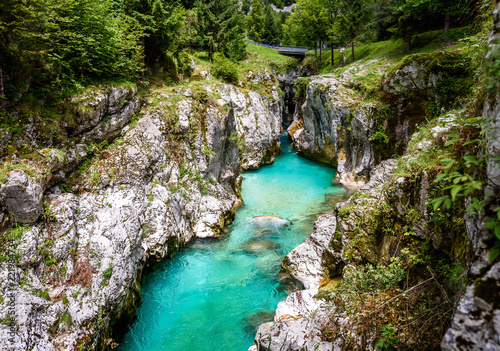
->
{"left": 0, "top": 0, "right": 485, "bottom": 107}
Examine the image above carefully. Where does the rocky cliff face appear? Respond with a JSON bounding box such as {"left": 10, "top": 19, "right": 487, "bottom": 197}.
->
{"left": 250, "top": 25, "right": 496, "bottom": 349}
{"left": 275, "top": 68, "right": 300, "bottom": 125}
{"left": 250, "top": 160, "right": 399, "bottom": 351}
{"left": 441, "top": 4, "right": 500, "bottom": 348}
{"left": 0, "top": 77, "right": 282, "bottom": 350}
{"left": 216, "top": 84, "right": 282, "bottom": 170}
{"left": 250, "top": 108, "right": 479, "bottom": 350}
{"left": 288, "top": 52, "right": 470, "bottom": 188}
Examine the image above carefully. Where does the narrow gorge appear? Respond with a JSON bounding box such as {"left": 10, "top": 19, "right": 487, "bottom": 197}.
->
{"left": 0, "top": 2, "right": 499, "bottom": 351}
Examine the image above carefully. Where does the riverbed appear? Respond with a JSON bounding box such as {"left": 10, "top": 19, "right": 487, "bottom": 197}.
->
{"left": 117, "top": 133, "right": 346, "bottom": 351}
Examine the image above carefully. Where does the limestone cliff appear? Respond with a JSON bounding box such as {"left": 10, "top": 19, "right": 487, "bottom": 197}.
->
{"left": 0, "top": 75, "right": 283, "bottom": 350}
{"left": 289, "top": 52, "right": 471, "bottom": 188}
{"left": 250, "top": 9, "right": 498, "bottom": 350}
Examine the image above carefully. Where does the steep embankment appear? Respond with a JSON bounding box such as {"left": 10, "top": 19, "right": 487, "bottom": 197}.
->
{"left": 288, "top": 51, "right": 471, "bottom": 187}
{"left": 0, "top": 57, "right": 284, "bottom": 350}
{"left": 250, "top": 20, "right": 499, "bottom": 351}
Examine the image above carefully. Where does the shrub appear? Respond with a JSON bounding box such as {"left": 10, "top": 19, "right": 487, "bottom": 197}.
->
{"left": 102, "top": 263, "right": 114, "bottom": 280}
{"left": 334, "top": 263, "right": 406, "bottom": 298}
{"left": 212, "top": 53, "right": 239, "bottom": 84}
{"left": 60, "top": 311, "right": 73, "bottom": 326}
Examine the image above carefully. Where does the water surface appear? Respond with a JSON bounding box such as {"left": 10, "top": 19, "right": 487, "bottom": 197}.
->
{"left": 117, "top": 134, "right": 346, "bottom": 351}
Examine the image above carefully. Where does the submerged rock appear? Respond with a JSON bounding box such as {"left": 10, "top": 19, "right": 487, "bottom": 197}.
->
{"left": 275, "top": 271, "right": 304, "bottom": 294}
{"left": 244, "top": 310, "right": 276, "bottom": 331}
{"left": 243, "top": 240, "right": 280, "bottom": 254}
{"left": 250, "top": 215, "right": 290, "bottom": 227}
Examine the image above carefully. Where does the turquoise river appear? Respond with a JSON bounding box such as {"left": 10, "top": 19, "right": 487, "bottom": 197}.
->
{"left": 117, "top": 133, "right": 347, "bottom": 351}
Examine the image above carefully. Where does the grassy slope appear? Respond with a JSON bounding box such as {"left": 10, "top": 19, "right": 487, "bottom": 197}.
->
{"left": 306, "top": 26, "right": 490, "bottom": 350}
{"left": 303, "top": 26, "right": 475, "bottom": 74}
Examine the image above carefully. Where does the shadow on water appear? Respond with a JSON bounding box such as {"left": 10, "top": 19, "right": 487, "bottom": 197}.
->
{"left": 115, "top": 133, "right": 349, "bottom": 351}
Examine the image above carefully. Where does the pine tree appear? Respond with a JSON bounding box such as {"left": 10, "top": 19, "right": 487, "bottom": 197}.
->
{"left": 337, "top": 0, "right": 369, "bottom": 62}
{"left": 247, "top": 0, "right": 265, "bottom": 42}
{"left": 262, "top": 5, "right": 282, "bottom": 44}
{"left": 388, "top": 0, "right": 431, "bottom": 52}
{"left": 123, "top": 0, "right": 185, "bottom": 74}
{"left": 195, "top": 0, "right": 245, "bottom": 61}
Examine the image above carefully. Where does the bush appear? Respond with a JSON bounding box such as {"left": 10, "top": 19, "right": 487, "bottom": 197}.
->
{"left": 323, "top": 262, "right": 406, "bottom": 301}
{"left": 60, "top": 311, "right": 73, "bottom": 326}
{"left": 177, "top": 52, "right": 193, "bottom": 78}
{"left": 212, "top": 53, "right": 239, "bottom": 84}
{"left": 102, "top": 263, "right": 114, "bottom": 279}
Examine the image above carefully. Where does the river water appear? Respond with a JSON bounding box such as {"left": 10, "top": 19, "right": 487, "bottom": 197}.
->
{"left": 117, "top": 133, "right": 346, "bottom": 351}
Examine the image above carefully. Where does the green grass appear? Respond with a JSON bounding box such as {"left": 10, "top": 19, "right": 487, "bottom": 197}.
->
{"left": 244, "top": 43, "right": 299, "bottom": 75}
{"left": 306, "top": 26, "right": 476, "bottom": 75}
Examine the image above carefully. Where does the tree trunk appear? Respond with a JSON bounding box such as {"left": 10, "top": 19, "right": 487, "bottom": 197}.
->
{"left": 443, "top": 14, "right": 450, "bottom": 44}
{"left": 319, "top": 42, "right": 322, "bottom": 67}
{"left": 209, "top": 44, "right": 212, "bottom": 62}
{"left": 331, "top": 40, "right": 334, "bottom": 66}
{"left": 315, "top": 45, "right": 318, "bottom": 72}
{"left": 0, "top": 65, "right": 5, "bottom": 110}
{"left": 351, "top": 40, "right": 355, "bottom": 63}
{"left": 406, "top": 35, "right": 411, "bottom": 53}
{"left": 141, "top": 36, "right": 145, "bottom": 79}
{"left": 444, "top": 14, "right": 450, "bottom": 33}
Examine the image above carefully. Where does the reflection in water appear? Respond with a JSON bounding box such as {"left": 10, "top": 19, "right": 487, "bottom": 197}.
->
{"left": 117, "top": 134, "right": 347, "bottom": 351}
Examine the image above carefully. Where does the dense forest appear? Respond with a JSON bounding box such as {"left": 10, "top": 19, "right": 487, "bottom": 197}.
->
{"left": 0, "top": 0, "right": 489, "bottom": 109}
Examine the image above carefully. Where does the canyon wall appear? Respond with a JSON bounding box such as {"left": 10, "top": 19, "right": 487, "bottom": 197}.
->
{"left": 0, "top": 74, "right": 283, "bottom": 350}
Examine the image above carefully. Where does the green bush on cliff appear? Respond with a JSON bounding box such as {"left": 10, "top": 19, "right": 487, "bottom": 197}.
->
{"left": 369, "top": 128, "right": 389, "bottom": 145}
{"left": 294, "top": 77, "right": 310, "bottom": 105}
{"left": 212, "top": 53, "right": 240, "bottom": 84}
{"left": 321, "top": 262, "right": 405, "bottom": 302}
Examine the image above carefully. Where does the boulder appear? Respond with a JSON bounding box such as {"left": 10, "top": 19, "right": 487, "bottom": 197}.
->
{"left": 282, "top": 212, "right": 343, "bottom": 290}
{"left": 441, "top": 262, "right": 500, "bottom": 351}
{"left": 0, "top": 170, "right": 42, "bottom": 224}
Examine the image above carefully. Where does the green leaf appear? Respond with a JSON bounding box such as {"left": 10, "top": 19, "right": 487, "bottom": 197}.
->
{"left": 464, "top": 155, "right": 479, "bottom": 164}
{"left": 432, "top": 197, "right": 445, "bottom": 211}
{"left": 472, "top": 181, "right": 483, "bottom": 190}
{"left": 450, "top": 185, "right": 463, "bottom": 201}
{"left": 485, "top": 219, "right": 497, "bottom": 229}
{"left": 434, "top": 173, "right": 448, "bottom": 183}
{"left": 495, "top": 226, "right": 500, "bottom": 241}
{"left": 440, "top": 158, "right": 456, "bottom": 167}
{"left": 489, "top": 243, "right": 500, "bottom": 262}
{"left": 463, "top": 139, "right": 481, "bottom": 146}
{"left": 466, "top": 202, "right": 482, "bottom": 212}
{"left": 444, "top": 198, "right": 452, "bottom": 209}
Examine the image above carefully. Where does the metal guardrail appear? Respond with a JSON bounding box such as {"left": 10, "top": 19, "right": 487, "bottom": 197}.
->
{"left": 246, "top": 40, "right": 310, "bottom": 53}
{"left": 246, "top": 39, "right": 351, "bottom": 52}
{"left": 275, "top": 47, "right": 309, "bottom": 54}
